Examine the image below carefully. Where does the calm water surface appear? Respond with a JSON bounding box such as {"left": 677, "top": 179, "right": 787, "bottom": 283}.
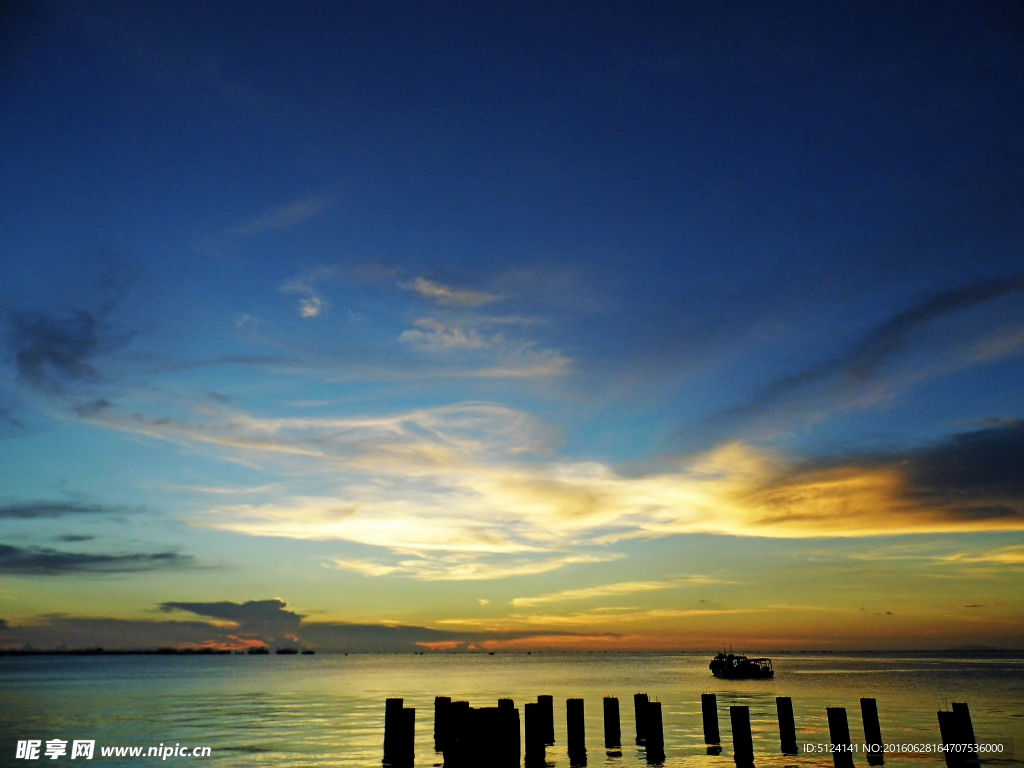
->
{"left": 1, "top": 653, "right": 1021, "bottom": 767}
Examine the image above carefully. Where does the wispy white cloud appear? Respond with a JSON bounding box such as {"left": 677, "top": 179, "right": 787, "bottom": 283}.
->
{"left": 438, "top": 606, "right": 763, "bottom": 628}
{"left": 328, "top": 552, "right": 622, "bottom": 581}
{"left": 279, "top": 265, "right": 344, "bottom": 319}
{"left": 510, "top": 576, "right": 729, "bottom": 607}
{"left": 232, "top": 196, "right": 333, "bottom": 236}
{"left": 407, "top": 278, "right": 498, "bottom": 308}
{"left": 400, "top": 318, "right": 489, "bottom": 351}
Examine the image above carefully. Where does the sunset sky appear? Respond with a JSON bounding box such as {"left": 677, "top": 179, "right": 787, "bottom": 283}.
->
{"left": 1, "top": 1, "right": 1022, "bottom": 652}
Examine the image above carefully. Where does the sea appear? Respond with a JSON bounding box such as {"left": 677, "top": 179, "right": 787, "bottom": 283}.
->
{"left": 1, "top": 652, "right": 1021, "bottom": 767}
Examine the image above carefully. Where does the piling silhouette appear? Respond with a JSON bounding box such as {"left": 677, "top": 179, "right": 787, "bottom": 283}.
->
{"left": 434, "top": 696, "right": 451, "bottom": 752}
{"left": 537, "top": 694, "right": 555, "bottom": 745}
{"left": 730, "top": 705, "right": 754, "bottom": 766}
{"left": 567, "top": 697, "right": 587, "bottom": 764}
{"left": 826, "top": 707, "right": 854, "bottom": 768}
{"left": 776, "top": 696, "right": 798, "bottom": 755}
{"left": 953, "top": 703, "right": 977, "bottom": 751}
{"left": 604, "top": 696, "right": 621, "bottom": 749}
{"left": 645, "top": 701, "right": 666, "bottom": 764}
{"left": 634, "top": 693, "right": 650, "bottom": 745}
{"left": 389, "top": 686, "right": 922, "bottom": 766}
{"left": 938, "top": 702, "right": 978, "bottom": 768}
{"left": 860, "top": 697, "right": 884, "bottom": 765}
{"left": 382, "top": 697, "right": 414, "bottom": 767}
{"left": 702, "top": 693, "right": 721, "bottom": 754}
{"left": 427, "top": 697, "right": 520, "bottom": 767}
{"left": 524, "top": 701, "right": 544, "bottom": 764}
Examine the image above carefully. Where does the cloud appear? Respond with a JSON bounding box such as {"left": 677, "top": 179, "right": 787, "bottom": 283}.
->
{"left": 407, "top": 278, "right": 498, "bottom": 308}
{"left": 510, "top": 576, "right": 727, "bottom": 607}
{"left": 715, "top": 274, "right": 1024, "bottom": 428}
{"left": 160, "top": 599, "right": 302, "bottom": 646}
{"left": 400, "top": 318, "right": 489, "bottom": 351}
{"left": 6, "top": 307, "right": 127, "bottom": 393}
{"left": 0, "top": 603, "right": 552, "bottom": 652}
{"left": 76, "top": 398, "right": 1024, "bottom": 581}
{"left": 0, "top": 544, "right": 193, "bottom": 575}
{"left": 329, "top": 553, "right": 623, "bottom": 582}
{"left": 231, "top": 196, "right": 333, "bottom": 236}
{"left": 279, "top": 266, "right": 344, "bottom": 319}
{"left": 0, "top": 501, "right": 134, "bottom": 519}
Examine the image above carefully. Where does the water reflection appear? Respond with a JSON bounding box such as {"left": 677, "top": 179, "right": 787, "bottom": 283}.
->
{"left": 0, "top": 652, "right": 1021, "bottom": 767}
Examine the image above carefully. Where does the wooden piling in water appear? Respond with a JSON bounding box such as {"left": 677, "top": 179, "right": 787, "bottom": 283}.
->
{"left": 434, "top": 696, "right": 451, "bottom": 753}
{"left": 383, "top": 698, "right": 414, "bottom": 766}
{"left": 777, "top": 696, "right": 797, "bottom": 755}
{"left": 938, "top": 706, "right": 980, "bottom": 768}
{"left": 567, "top": 698, "right": 587, "bottom": 760}
{"left": 538, "top": 694, "right": 555, "bottom": 745}
{"left": 702, "top": 693, "right": 720, "bottom": 745}
{"left": 498, "top": 700, "right": 521, "bottom": 767}
{"left": 603, "top": 696, "right": 621, "bottom": 748}
{"left": 730, "top": 705, "right": 754, "bottom": 764}
{"left": 524, "top": 702, "right": 545, "bottom": 763}
{"left": 634, "top": 692, "right": 650, "bottom": 745}
{"left": 953, "top": 703, "right": 977, "bottom": 750}
{"left": 826, "top": 707, "right": 854, "bottom": 768}
{"left": 860, "top": 697, "right": 884, "bottom": 765}
{"left": 645, "top": 701, "right": 665, "bottom": 763}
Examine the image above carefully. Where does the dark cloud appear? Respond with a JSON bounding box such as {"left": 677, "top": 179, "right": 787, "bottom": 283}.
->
{"left": 0, "top": 500, "right": 133, "bottom": 519}
{"left": 0, "top": 619, "right": 8, "bottom": 630}
{"left": 72, "top": 398, "right": 111, "bottom": 417}
{"left": 55, "top": 535, "right": 95, "bottom": 542}
{"left": 0, "top": 616, "right": 233, "bottom": 651}
{"left": 780, "top": 420, "right": 1024, "bottom": 525}
{"left": 903, "top": 420, "right": 1024, "bottom": 503}
{"left": 160, "top": 599, "right": 303, "bottom": 646}
{"left": 1, "top": 599, "right": 583, "bottom": 651}
{"left": 0, "top": 545, "right": 192, "bottom": 575}
{"left": 7, "top": 308, "right": 108, "bottom": 392}
{"left": 715, "top": 274, "right": 1024, "bottom": 426}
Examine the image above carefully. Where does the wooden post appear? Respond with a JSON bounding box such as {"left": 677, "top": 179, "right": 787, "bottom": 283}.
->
{"left": 383, "top": 698, "right": 403, "bottom": 765}
{"left": 826, "top": 707, "right": 854, "bottom": 768}
{"left": 938, "top": 710, "right": 967, "bottom": 768}
{"left": 860, "top": 697, "right": 884, "bottom": 765}
{"left": 498, "top": 700, "right": 520, "bottom": 767}
{"left": 730, "top": 705, "right": 754, "bottom": 765}
{"left": 567, "top": 698, "right": 586, "bottom": 760}
{"left": 401, "top": 707, "right": 415, "bottom": 764}
{"left": 702, "top": 693, "right": 720, "bottom": 745}
{"left": 603, "top": 696, "right": 621, "bottom": 748}
{"left": 538, "top": 695, "right": 555, "bottom": 745}
{"left": 645, "top": 701, "right": 665, "bottom": 763}
{"left": 953, "top": 703, "right": 977, "bottom": 751}
{"left": 445, "top": 700, "right": 470, "bottom": 765}
{"left": 777, "top": 696, "right": 797, "bottom": 755}
{"left": 434, "top": 696, "right": 451, "bottom": 753}
{"left": 634, "top": 693, "right": 649, "bottom": 744}
{"left": 524, "top": 702, "right": 545, "bottom": 763}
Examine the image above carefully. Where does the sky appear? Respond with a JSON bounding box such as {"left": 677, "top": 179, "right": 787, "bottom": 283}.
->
{"left": 1, "top": 0, "right": 1022, "bottom": 653}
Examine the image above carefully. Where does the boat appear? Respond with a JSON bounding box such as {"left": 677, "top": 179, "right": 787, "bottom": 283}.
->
{"left": 709, "top": 652, "right": 774, "bottom": 679}
{"left": 275, "top": 647, "right": 299, "bottom": 655}
{"left": 300, "top": 650, "right": 315, "bottom": 655}
{"left": 247, "top": 646, "right": 269, "bottom": 655}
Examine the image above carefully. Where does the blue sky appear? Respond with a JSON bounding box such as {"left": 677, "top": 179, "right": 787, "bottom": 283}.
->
{"left": 1, "top": 0, "right": 1022, "bottom": 651}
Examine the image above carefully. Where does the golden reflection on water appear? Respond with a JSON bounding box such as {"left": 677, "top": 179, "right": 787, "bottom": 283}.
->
{"left": 1, "top": 653, "right": 1021, "bottom": 767}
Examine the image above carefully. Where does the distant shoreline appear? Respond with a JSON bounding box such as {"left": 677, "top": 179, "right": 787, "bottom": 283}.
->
{"left": 2, "top": 648, "right": 1022, "bottom": 657}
